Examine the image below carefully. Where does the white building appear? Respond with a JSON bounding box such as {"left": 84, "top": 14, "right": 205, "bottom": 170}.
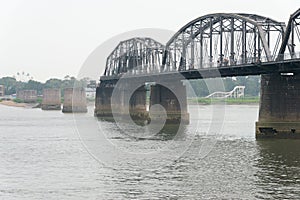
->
{"left": 85, "top": 88, "right": 96, "bottom": 99}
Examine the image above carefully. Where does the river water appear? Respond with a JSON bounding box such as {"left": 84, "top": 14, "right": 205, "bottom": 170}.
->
{"left": 0, "top": 104, "right": 300, "bottom": 199}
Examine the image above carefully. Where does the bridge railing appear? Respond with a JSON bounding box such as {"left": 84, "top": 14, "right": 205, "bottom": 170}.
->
{"left": 175, "top": 52, "right": 300, "bottom": 71}
{"left": 103, "top": 52, "right": 300, "bottom": 77}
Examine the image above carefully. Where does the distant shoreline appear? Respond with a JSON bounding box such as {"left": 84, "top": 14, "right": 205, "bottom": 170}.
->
{"left": 188, "top": 97, "right": 260, "bottom": 105}
{"left": 0, "top": 98, "right": 259, "bottom": 109}
{"left": 0, "top": 100, "right": 27, "bottom": 107}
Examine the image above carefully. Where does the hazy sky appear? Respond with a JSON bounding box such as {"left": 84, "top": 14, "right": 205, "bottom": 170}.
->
{"left": 0, "top": 0, "right": 299, "bottom": 82}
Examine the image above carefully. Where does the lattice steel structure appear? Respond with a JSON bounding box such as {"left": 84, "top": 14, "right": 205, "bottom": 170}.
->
{"left": 278, "top": 9, "right": 300, "bottom": 58}
{"left": 104, "top": 37, "right": 165, "bottom": 76}
{"left": 162, "top": 13, "right": 285, "bottom": 71}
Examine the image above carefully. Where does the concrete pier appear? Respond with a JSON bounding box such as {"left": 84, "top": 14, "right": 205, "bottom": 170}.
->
{"left": 17, "top": 90, "right": 37, "bottom": 103}
{"left": 149, "top": 82, "right": 189, "bottom": 124}
{"left": 41, "top": 88, "right": 61, "bottom": 110}
{"left": 95, "top": 80, "right": 189, "bottom": 124}
{"left": 62, "top": 88, "right": 87, "bottom": 113}
{"left": 256, "top": 73, "right": 300, "bottom": 138}
{"left": 95, "top": 82, "right": 148, "bottom": 121}
{"left": 94, "top": 83, "right": 114, "bottom": 117}
{"left": 128, "top": 85, "right": 148, "bottom": 120}
{"left": 0, "top": 85, "right": 4, "bottom": 97}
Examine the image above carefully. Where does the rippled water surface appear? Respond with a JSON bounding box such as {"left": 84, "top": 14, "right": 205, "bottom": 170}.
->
{"left": 1, "top": 104, "right": 300, "bottom": 199}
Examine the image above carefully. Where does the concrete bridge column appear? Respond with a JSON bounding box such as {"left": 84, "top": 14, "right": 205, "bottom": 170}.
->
{"left": 95, "top": 82, "right": 148, "bottom": 121}
{"left": 41, "top": 88, "right": 61, "bottom": 110}
{"left": 111, "top": 82, "right": 148, "bottom": 120}
{"left": 149, "top": 82, "right": 189, "bottom": 124}
{"left": 62, "top": 88, "right": 87, "bottom": 113}
{"left": 128, "top": 85, "right": 148, "bottom": 120}
{"left": 94, "top": 84, "right": 114, "bottom": 117}
{"left": 256, "top": 73, "right": 300, "bottom": 138}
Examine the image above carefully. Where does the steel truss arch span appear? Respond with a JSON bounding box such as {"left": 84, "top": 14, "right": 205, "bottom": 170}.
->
{"left": 278, "top": 9, "right": 300, "bottom": 58}
{"left": 104, "top": 37, "right": 165, "bottom": 76}
{"left": 163, "top": 13, "right": 285, "bottom": 71}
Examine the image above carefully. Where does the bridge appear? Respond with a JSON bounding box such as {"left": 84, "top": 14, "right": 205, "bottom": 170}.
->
{"left": 205, "top": 86, "right": 245, "bottom": 99}
{"left": 95, "top": 9, "right": 300, "bottom": 139}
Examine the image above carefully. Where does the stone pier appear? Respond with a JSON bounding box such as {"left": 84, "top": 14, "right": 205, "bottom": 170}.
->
{"left": 94, "top": 83, "right": 114, "bottom": 117}
{"left": 128, "top": 85, "right": 148, "bottom": 120}
{"left": 95, "top": 81, "right": 148, "bottom": 121}
{"left": 95, "top": 80, "right": 189, "bottom": 124}
{"left": 149, "top": 82, "right": 189, "bottom": 124}
{"left": 62, "top": 88, "right": 87, "bottom": 113}
{"left": 0, "top": 85, "right": 4, "bottom": 97}
{"left": 17, "top": 90, "right": 37, "bottom": 103}
{"left": 41, "top": 88, "right": 61, "bottom": 110}
{"left": 256, "top": 73, "right": 300, "bottom": 138}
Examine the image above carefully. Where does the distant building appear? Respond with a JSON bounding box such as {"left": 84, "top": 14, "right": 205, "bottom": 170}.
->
{"left": 0, "top": 85, "right": 4, "bottom": 97}
{"left": 86, "top": 87, "right": 96, "bottom": 99}
{"left": 87, "top": 80, "right": 97, "bottom": 89}
{"left": 17, "top": 90, "right": 37, "bottom": 103}
{"left": 86, "top": 80, "right": 96, "bottom": 99}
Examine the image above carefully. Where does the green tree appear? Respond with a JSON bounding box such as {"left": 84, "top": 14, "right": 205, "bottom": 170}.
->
{"left": 24, "top": 80, "right": 44, "bottom": 95}
{"left": 44, "top": 78, "right": 62, "bottom": 89}
{"left": 0, "top": 77, "right": 17, "bottom": 95}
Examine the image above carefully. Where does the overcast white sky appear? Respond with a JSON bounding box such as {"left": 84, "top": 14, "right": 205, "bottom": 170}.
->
{"left": 0, "top": 0, "right": 299, "bottom": 82}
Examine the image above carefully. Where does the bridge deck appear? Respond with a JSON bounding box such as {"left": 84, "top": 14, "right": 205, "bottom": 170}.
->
{"left": 100, "top": 59, "right": 300, "bottom": 82}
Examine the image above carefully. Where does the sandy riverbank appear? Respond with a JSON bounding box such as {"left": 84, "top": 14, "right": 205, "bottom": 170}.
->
{"left": 0, "top": 100, "right": 28, "bottom": 107}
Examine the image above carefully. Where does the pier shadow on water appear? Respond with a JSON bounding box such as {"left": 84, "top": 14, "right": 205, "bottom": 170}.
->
{"left": 96, "top": 115, "right": 187, "bottom": 141}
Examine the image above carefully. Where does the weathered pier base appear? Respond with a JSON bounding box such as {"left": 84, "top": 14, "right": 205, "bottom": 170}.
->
{"left": 94, "top": 80, "right": 189, "bottom": 124}
{"left": 150, "top": 82, "right": 189, "bottom": 124}
{"left": 128, "top": 85, "right": 148, "bottom": 120}
{"left": 41, "top": 88, "right": 61, "bottom": 110}
{"left": 94, "top": 83, "right": 114, "bottom": 118}
{"left": 62, "top": 88, "right": 87, "bottom": 113}
{"left": 256, "top": 73, "right": 300, "bottom": 139}
{"left": 95, "top": 82, "right": 148, "bottom": 121}
{"left": 17, "top": 90, "right": 37, "bottom": 103}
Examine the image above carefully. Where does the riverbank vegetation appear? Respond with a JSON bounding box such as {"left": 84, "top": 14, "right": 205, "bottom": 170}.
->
{"left": 186, "top": 76, "right": 260, "bottom": 97}
{"left": 0, "top": 75, "right": 92, "bottom": 96}
{"left": 188, "top": 96, "right": 259, "bottom": 105}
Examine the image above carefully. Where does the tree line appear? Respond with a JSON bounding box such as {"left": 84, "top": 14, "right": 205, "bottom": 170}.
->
{"left": 0, "top": 75, "right": 260, "bottom": 97}
{"left": 186, "top": 76, "right": 260, "bottom": 97}
{"left": 0, "top": 75, "right": 92, "bottom": 96}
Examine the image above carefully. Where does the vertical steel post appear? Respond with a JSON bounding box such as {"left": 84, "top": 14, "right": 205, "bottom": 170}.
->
{"left": 267, "top": 24, "right": 270, "bottom": 49}
{"left": 242, "top": 21, "right": 247, "bottom": 63}
{"left": 200, "top": 32, "right": 203, "bottom": 68}
{"left": 254, "top": 28, "right": 257, "bottom": 62}
{"left": 199, "top": 20, "right": 203, "bottom": 68}
{"left": 182, "top": 33, "right": 186, "bottom": 70}
{"left": 258, "top": 32, "right": 261, "bottom": 61}
{"left": 220, "top": 17, "right": 223, "bottom": 66}
{"left": 230, "top": 18, "right": 235, "bottom": 65}
{"left": 209, "top": 17, "right": 213, "bottom": 64}
{"left": 190, "top": 26, "right": 195, "bottom": 69}
{"left": 291, "top": 21, "right": 295, "bottom": 56}
{"left": 174, "top": 42, "right": 177, "bottom": 70}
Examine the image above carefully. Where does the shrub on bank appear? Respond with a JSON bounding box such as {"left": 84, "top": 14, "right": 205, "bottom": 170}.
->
{"left": 13, "top": 98, "right": 24, "bottom": 103}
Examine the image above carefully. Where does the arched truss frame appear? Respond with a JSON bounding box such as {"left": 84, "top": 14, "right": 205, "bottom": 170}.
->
{"left": 278, "top": 9, "right": 300, "bottom": 58}
{"left": 104, "top": 37, "right": 165, "bottom": 76}
{"left": 162, "top": 13, "right": 285, "bottom": 71}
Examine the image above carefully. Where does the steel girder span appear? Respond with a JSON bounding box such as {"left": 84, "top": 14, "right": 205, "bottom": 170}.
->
{"left": 162, "top": 13, "right": 286, "bottom": 71}
{"left": 104, "top": 37, "right": 165, "bottom": 76}
{"left": 278, "top": 8, "right": 300, "bottom": 59}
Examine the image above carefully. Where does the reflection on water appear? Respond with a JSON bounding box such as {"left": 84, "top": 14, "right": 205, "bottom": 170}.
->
{"left": 0, "top": 104, "right": 300, "bottom": 199}
{"left": 255, "top": 140, "right": 300, "bottom": 199}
